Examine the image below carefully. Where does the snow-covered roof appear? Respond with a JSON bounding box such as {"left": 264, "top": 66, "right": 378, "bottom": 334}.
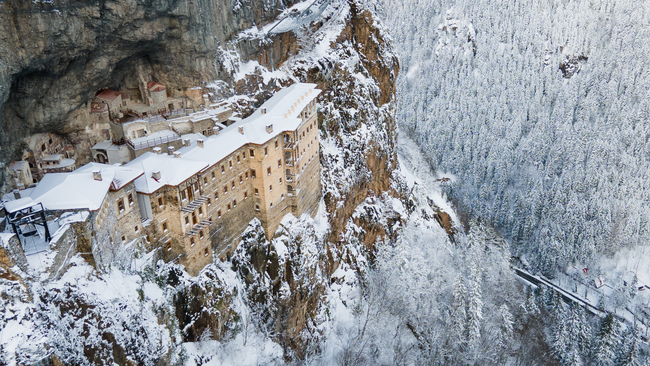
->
{"left": 3, "top": 163, "right": 144, "bottom": 213}
{"left": 43, "top": 154, "right": 62, "bottom": 162}
{"left": 43, "top": 158, "right": 75, "bottom": 170}
{"left": 92, "top": 140, "right": 113, "bottom": 150}
{"left": 178, "top": 83, "right": 320, "bottom": 167}
{"left": 0, "top": 233, "right": 15, "bottom": 248}
{"left": 125, "top": 153, "right": 209, "bottom": 194}
{"left": 4, "top": 170, "right": 116, "bottom": 213}
{"left": 180, "top": 133, "right": 206, "bottom": 144}
{"left": 130, "top": 130, "right": 179, "bottom": 145}
{"left": 10, "top": 161, "right": 29, "bottom": 171}
{"left": 166, "top": 106, "right": 232, "bottom": 125}
{"left": 75, "top": 163, "right": 144, "bottom": 191}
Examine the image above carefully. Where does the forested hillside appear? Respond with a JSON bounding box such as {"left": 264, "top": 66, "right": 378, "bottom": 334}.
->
{"left": 383, "top": 0, "right": 650, "bottom": 273}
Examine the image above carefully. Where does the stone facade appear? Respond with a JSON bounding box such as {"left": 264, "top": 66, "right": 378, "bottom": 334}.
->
{"left": 23, "top": 133, "right": 76, "bottom": 182}
{"left": 94, "top": 89, "right": 123, "bottom": 118}
{"left": 9, "top": 161, "right": 32, "bottom": 189}
{"left": 5, "top": 84, "right": 321, "bottom": 278}
{"left": 145, "top": 100, "right": 320, "bottom": 275}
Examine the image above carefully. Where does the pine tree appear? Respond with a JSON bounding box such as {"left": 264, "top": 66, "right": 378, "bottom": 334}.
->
{"left": 466, "top": 264, "right": 483, "bottom": 358}
{"left": 617, "top": 325, "right": 642, "bottom": 366}
{"left": 451, "top": 275, "right": 467, "bottom": 348}
{"left": 592, "top": 313, "right": 620, "bottom": 366}
{"left": 552, "top": 306, "right": 571, "bottom": 364}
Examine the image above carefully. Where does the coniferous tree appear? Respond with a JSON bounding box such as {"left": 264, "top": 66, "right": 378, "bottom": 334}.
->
{"left": 466, "top": 264, "right": 483, "bottom": 360}
{"left": 592, "top": 313, "right": 620, "bottom": 366}
{"left": 617, "top": 325, "right": 642, "bottom": 366}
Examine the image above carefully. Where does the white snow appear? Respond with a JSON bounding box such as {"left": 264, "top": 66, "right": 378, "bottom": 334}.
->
{"left": 126, "top": 152, "right": 209, "bottom": 194}
{"left": 4, "top": 170, "right": 115, "bottom": 213}
{"left": 0, "top": 232, "right": 15, "bottom": 248}
{"left": 130, "top": 129, "right": 179, "bottom": 146}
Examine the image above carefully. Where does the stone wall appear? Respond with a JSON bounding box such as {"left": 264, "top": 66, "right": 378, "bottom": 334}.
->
{"left": 109, "top": 181, "right": 143, "bottom": 243}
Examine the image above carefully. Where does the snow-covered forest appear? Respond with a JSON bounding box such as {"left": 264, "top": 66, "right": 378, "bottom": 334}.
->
{"left": 3, "top": 0, "right": 650, "bottom": 364}
{"left": 382, "top": 0, "right": 650, "bottom": 273}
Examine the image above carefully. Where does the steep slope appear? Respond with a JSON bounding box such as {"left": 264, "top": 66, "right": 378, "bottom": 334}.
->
{"left": 383, "top": 0, "right": 650, "bottom": 273}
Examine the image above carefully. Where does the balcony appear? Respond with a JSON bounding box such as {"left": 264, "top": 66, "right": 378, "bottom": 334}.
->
{"left": 185, "top": 219, "right": 214, "bottom": 236}
{"left": 181, "top": 195, "right": 208, "bottom": 213}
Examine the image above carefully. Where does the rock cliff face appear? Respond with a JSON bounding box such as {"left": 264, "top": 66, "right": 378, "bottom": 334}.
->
{"left": 0, "top": 0, "right": 297, "bottom": 179}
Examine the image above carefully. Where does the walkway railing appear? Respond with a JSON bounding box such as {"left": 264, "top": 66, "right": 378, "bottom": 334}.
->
{"left": 127, "top": 134, "right": 181, "bottom": 150}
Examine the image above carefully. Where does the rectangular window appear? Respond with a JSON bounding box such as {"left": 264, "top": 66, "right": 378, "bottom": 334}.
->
{"left": 199, "top": 230, "right": 204, "bottom": 239}
{"left": 231, "top": 181, "right": 235, "bottom": 189}
{"left": 264, "top": 147, "right": 268, "bottom": 156}
{"left": 233, "top": 199, "right": 237, "bottom": 208}
{"left": 211, "top": 171, "right": 215, "bottom": 179}
{"left": 279, "top": 177, "right": 282, "bottom": 184}
{"left": 198, "top": 207, "right": 203, "bottom": 215}
{"left": 190, "top": 237, "right": 195, "bottom": 246}
{"left": 204, "top": 248, "right": 209, "bottom": 257}
{"left": 243, "top": 151, "right": 246, "bottom": 159}
{"left": 185, "top": 216, "right": 189, "bottom": 225}
{"left": 128, "top": 194, "right": 134, "bottom": 206}
{"left": 158, "top": 197, "right": 163, "bottom": 207}
{"left": 181, "top": 191, "right": 186, "bottom": 200}
{"left": 117, "top": 198, "right": 125, "bottom": 212}
{"left": 224, "top": 185, "right": 228, "bottom": 194}
{"left": 255, "top": 188, "right": 259, "bottom": 195}
{"left": 162, "top": 222, "right": 168, "bottom": 232}
{"left": 251, "top": 169, "right": 256, "bottom": 178}
{"left": 215, "top": 191, "right": 219, "bottom": 200}
{"left": 229, "top": 160, "right": 232, "bottom": 168}
{"left": 218, "top": 210, "right": 222, "bottom": 218}
{"left": 227, "top": 203, "right": 231, "bottom": 211}
{"left": 134, "top": 226, "right": 139, "bottom": 233}
{"left": 204, "top": 177, "right": 208, "bottom": 185}
{"left": 166, "top": 241, "right": 172, "bottom": 251}
{"left": 275, "top": 140, "right": 278, "bottom": 149}
{"left": 267, "top": 167, "right": 271, "bottom": 175}
{"left": 207, "top": 198, "right": 211, "bottom": 205}
{"left": 221, "top": 165, "right": 225, "bottom": 173}
{"left": 237, "top": 156, "right": 240, "bottom": 163}
{"left": 244, "top": 191, "right": 248, "bottom": 199}
{"left": 245, "top": 172, "right": 249, "bottom": 179}
{"left": 278, "top": 159, "right": 282, "bottom": 168}
{"left": 250, "top": 149, "right": 255, "bottom": 157}
{"left": 239, "top": 175, "right": 243, "bottom": 184}
{"left": 269, "top": 185, "right": 273, "bottom": 192}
